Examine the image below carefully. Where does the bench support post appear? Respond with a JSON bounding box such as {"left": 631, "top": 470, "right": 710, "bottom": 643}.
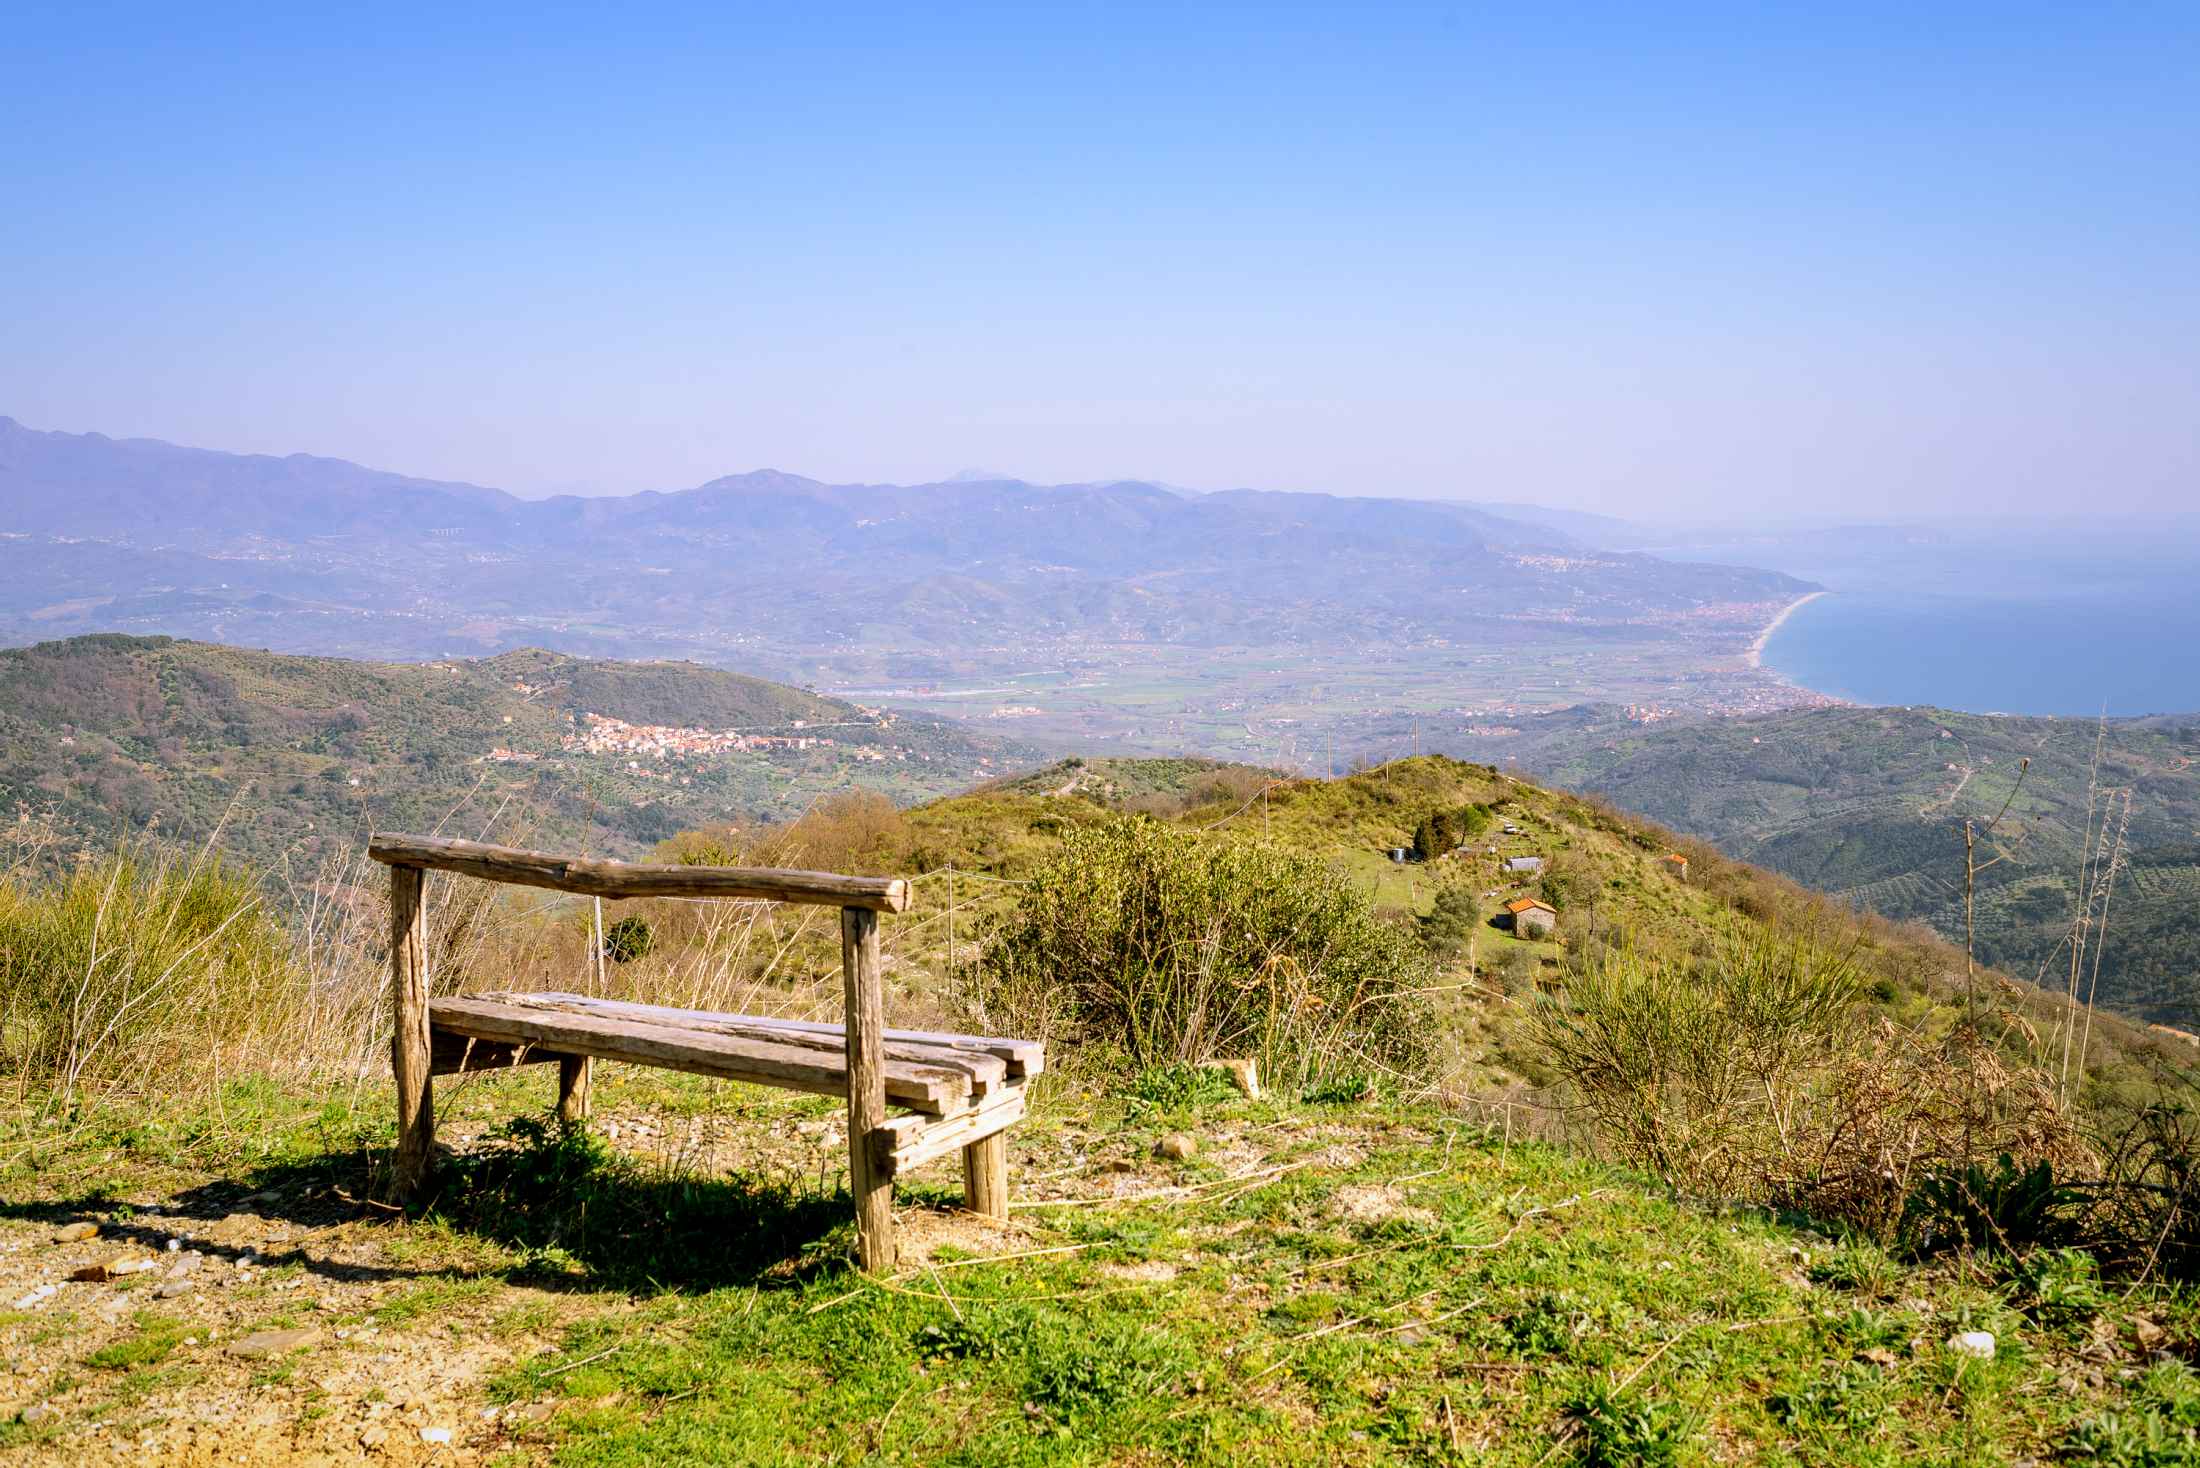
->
{"left": 557, "top": 1055, "right": 593, "bottom": 1123}
{"left": 962, "top": 1133, "right": 1008, "bottom": 1221}
{"left": 389, "top": 863, "right": 434, "bottom": 1202}
{"left": 842, "top": 905, "right": 896, "bottom": 1272}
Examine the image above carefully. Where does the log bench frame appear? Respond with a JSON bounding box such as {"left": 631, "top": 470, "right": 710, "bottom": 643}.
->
{"left": 369, "top": 832, "right": 1037, "bottom": 1272}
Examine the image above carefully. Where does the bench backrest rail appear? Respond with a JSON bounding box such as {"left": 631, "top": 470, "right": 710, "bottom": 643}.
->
{"left": 369, "top": 832, "right": 910, "bottom": 911}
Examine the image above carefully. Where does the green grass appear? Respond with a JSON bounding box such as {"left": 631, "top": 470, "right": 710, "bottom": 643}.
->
{"left": 82, "top": 1313, "right": 190, "bottom": 1370}
{"left": 457, "top": 1101, "right": 2198, "bottom": 1466}
{"left": 7, "top": 1068, "right": 2200, "bottom": 1462}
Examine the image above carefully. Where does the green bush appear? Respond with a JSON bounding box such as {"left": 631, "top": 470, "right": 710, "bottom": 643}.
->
{"left": 972, "top": 817, "right": 1434, "bottom": 1091}
{"left": 1904, "top": 1154, "right": 2077, "bottom": 1256}
{"left": 1419, "top": 884, "right": 1482, "bottom": 955}
{"left": 1121, "top": 1063, "right": 1239, "bottom": 1110}
{"left": 601, "top": 915, "right": 654, "bottom": 964}
{"left": 1530, "top": 931, "right": 2087, "bottom": 1235}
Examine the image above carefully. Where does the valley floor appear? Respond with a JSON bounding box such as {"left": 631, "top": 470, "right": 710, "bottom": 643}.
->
{"left": 4, "top": 1070, "right": 2196, "bottom": 1466}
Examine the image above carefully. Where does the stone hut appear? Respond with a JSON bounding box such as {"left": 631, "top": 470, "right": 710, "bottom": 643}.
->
{"left": 1504, "top": 896, "right": 1557, "bottom": 938}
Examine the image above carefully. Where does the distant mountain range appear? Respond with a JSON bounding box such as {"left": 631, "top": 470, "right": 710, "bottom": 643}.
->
{"left": 0, "top": 416, "right": 1811, "bottom": 674}
{"left": 1462, "top": 703, "right": 2200, "bottom": 1028}
{"left": 0, "top": 635, "right": 1033, "bottom": 872}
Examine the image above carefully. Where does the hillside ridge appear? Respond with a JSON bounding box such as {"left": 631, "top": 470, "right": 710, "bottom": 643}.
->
{"left": 1457, "top": 702, "right": 2200, "bottom": 1027}
{"left": 0, "top": 635, "right": 1031, "bottom": 872}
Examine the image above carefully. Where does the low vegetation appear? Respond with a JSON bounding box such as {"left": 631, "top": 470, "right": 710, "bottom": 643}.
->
{"left": 1495, "top": 701, "right": 2200, "bottom": 1029}
{"left": 1528, "top": 933, "right": 2093, "bottom": 1244}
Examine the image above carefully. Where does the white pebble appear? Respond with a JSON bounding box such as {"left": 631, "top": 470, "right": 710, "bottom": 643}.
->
{"left": 1947, "top": 1330, "right": 1996, "bottom": 1360}
{"left": 420, "top": 1425, "right": 454, "bottom": 1445}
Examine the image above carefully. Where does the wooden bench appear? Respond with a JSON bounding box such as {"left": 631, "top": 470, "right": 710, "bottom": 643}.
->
{"left": 367, "top": 832, "right": 1042, "bottom": 1272}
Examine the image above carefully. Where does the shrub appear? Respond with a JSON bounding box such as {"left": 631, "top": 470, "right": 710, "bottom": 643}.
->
{"left": 1528, "top": 932, "right": 1858, "bottom": 1194}
{"left": 0, "top": 845, "right": 296, "bottom": 1097}
{"left": 1528, "top": 930, "right": 2089, "bottom": 1235}
{"left": 1904, "top": 1153, "right": 2077, "bottom": 1256}
{"left": 1495, "top": 944, "right": 1541, "bottom": 992}
{"left": 1419, "top": 884, "right": 1481, "bottom": 956}
{"left": 601, "top": 915, "right": 654, "bottom": 964}
{"left": 971, "top": 817, "right": 1434, "bottom": 1091}
{"left": 2076, "top": 1097, "right": 2200, "bottom": 1282}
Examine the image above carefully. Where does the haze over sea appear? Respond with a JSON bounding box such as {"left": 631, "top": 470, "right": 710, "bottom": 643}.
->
{"left": 1663, "top": 522, "right": 2200, "bottom": 718}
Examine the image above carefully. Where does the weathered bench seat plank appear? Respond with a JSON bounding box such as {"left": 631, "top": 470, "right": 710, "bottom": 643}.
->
{"left": 467, "top": 992, "right": 1015, "bottom": 1096}
{"left": 430, "top": 997, "right": 975, "bottom": 1112}
{"left": 514, "top": 991, "right": 1043, "bottom": 1077}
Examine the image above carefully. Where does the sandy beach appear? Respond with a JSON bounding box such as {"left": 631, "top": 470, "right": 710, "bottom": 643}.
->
{"left": 1746, "top": 590, "right": 1828, "bottom": 668}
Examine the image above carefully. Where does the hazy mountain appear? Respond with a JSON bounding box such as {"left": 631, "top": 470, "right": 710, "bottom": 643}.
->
{"left": 0, "top": 416, "right": 1813, "bottom": 675}
{"left": 0, "top": 415, "right": 519, "bottom": 545}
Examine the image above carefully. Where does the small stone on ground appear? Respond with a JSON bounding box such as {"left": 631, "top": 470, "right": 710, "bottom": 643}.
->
{"left": 229, "top": 1326, "right": 318, "bottom": 1359}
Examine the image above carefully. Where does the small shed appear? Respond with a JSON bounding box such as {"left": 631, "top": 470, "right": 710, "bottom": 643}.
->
{"left": 1505, "top": 897, "right": 1557, "bottom": 937}
{"left": 1657, "top": 852, "right": 1689, "bottom": 881}
{"left": 1501, "top": 855, "right": 1544, "bottom": 875}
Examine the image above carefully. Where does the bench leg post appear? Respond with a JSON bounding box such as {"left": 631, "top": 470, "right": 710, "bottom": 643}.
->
{"left": 962, "top": 1132, "right": 1008, "bottom": 1222}
{"left": 389, "top": 863, "right": 434, "bottom": 1203}
{"left": 557, "top": 1055, "right": 593, "bottom": 1124}
{"left": 842, "top": 905, "right": 896, "bottom": 1273}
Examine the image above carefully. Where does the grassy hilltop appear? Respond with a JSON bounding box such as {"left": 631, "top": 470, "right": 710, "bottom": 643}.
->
{"left": 3, "top": 755, "right": 2200, "bottom": 1462}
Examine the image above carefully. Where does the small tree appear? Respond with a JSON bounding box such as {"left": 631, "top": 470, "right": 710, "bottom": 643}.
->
{"left": 1412, "top": 811, "right": 1455, "bottom": 862}
{"left": 1412, "top": 803, "right": 1492, "bottom": 862}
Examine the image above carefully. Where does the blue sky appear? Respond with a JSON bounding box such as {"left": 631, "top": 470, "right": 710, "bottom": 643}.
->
{"left": 4, "top": 2, "right": 2195, "bottom": 515}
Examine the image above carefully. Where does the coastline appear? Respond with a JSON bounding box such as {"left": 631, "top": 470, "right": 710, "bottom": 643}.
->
{"left": 1745, "top": 590, "right": 1828, "bottom": 669}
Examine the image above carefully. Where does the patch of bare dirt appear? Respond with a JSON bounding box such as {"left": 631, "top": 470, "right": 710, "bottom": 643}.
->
{"left": 1331, "top": 1185, "right": 1436, "bottom": 1227}
{"left": 0, "top": 1179, "right": 584, "bottom": 1464}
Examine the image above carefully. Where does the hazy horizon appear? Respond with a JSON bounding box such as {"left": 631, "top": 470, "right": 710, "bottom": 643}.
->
{"left": 5, "top": 5, "right": 2196, "bottom": 518}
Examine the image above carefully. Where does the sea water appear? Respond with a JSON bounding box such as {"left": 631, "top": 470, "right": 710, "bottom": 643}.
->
{"left": 1675, "top": 523, "right": 2200, "bottom": 717}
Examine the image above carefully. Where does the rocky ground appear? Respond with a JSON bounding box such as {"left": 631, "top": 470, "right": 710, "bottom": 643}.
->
{"left": 0, "top": 1074, "right": 1311, "bottom": 1466}
{"left": 2, "top": 1126, "right": 631, "bottom": 1465}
